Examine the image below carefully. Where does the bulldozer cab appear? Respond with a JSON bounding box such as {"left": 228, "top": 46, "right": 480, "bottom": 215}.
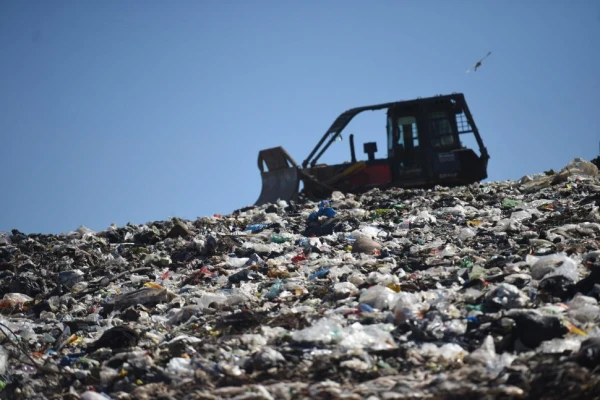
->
{"left": 385, "top": 94, "right": 488, "bottom": 186}
{"left": 254, "top": 93, "right": 490, "bottom": 206}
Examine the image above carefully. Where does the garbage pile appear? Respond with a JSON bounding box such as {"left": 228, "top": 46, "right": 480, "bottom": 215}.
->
{"left": 1, "top": 158, "right": 600, "bottom": 400}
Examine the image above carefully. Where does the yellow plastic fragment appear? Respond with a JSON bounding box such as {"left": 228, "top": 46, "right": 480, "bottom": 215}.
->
{"left": 65, "top": 334, "right": 83, "bottom": 346}
{"left": 144, "top": 282, "right": 163, "bottom": 289}
{"left": 567, "top": 322, "right": 587, "bottom": 336}
{"left": 387, "top": 283, "right": 401, "bottom": 293}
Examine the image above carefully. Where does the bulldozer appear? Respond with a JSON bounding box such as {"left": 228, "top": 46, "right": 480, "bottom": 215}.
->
{"left": 255, "top": 93, "right": 490, "bottom": 206}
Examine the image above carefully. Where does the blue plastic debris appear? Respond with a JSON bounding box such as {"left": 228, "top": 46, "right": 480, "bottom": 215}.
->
{"left": 308, "top": 205, "right": 336, "bottom": 221}
{"left": 245, "top": 224, "right": 270, "bottom": 232}
{"left": 359, "top": 303, "right": 375, "bottom": 313}
{"left": 320, "top": 207, "right": 336, "bottom": 218}
{"left": 60, "top": 355, "right": 83, "bottom": 366}
{"left": 318, "top": 200, "right": 331, "bottom": 209}
{"left": 297, "top": 237, "right": 310, "bottom": 247}
{"left": 265, "top": 279, "right": 284, "bottom": 299}
{"left": 309, "top": 268, "right": 330, "bottom": 280}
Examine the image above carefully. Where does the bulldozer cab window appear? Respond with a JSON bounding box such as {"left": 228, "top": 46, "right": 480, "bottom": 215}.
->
{"left": 396, "top": 117, "right": 418, "bottom": 148}
{"left": 388, "top": 116, "right": 419, "bottom": 167}
{"left": 428, "top": 111, "right": 458, "bottom": 149}
{"left": 387, "top": 117, "right": 395, "bottom": 155}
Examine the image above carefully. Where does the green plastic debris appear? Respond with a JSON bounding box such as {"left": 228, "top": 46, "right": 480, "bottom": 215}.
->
{"left": 0, "top": 381, "right": 5, "bottom": 391}
{"left": 375, "top": 209, "right": 393, "bottom": 215}
{"left": 461, "top": 258, "right": 474, "bottom": 268}
{"left": 132, "top": 247, "right": 150, "bottom": 254}
{"left": 377, "top": 360, "right": 394, "bottom": 370}
{"left": 270, "top": 234, "right": 289, "bottom": 244}
{"left": 502, "top": 198, "right": 520, "bottom": 208}
{"left": 468, "top": 265, "right": 486, "bottom": 280}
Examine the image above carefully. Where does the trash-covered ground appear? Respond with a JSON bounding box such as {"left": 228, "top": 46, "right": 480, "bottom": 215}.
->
{"left": 1, "top": 158, "right": 600, "bottom": 400}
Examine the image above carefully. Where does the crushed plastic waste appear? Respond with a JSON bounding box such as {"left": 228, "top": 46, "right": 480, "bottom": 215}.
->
{"left": 0, "top": 158, "right": 600, "bottom": 399}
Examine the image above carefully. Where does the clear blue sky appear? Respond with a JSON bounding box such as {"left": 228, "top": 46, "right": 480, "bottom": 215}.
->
{"left": 1, "top": 1, "right": 599, "bottom": 234}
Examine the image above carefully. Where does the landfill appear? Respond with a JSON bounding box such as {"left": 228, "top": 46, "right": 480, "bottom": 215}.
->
{"left": 1, "top": 157, "right": 600, "bottom": 400}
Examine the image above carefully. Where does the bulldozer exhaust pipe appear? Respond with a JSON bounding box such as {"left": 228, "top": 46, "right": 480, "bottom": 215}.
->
{"left": 350, "top": 134, "right": 357, "bottom": 163}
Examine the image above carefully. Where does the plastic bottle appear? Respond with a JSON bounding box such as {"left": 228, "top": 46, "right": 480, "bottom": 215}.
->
{"left": 270, "top": 234, "right": 289, "bottom": 243}
{"left": 264, "top": 279, "right": 284, "bottom": 299}
{"left": 245, "top": 224, "right": 270, "bottom": 232}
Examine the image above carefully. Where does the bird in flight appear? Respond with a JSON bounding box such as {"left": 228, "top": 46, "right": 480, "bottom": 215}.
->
{"left": 467, "top": 51, "right": 492, "bottom": 73}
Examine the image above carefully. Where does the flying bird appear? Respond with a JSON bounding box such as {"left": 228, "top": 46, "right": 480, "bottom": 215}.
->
{"left": 466, "top": 51, "right": 492, "bottom": 73}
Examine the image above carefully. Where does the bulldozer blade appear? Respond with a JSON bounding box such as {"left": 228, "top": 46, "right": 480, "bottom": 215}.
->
{"left": 255, "top": 168, "right": 299, "bottom": 206}
{"left": 254, "top": 147, "right": 300, "bottom": 206}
